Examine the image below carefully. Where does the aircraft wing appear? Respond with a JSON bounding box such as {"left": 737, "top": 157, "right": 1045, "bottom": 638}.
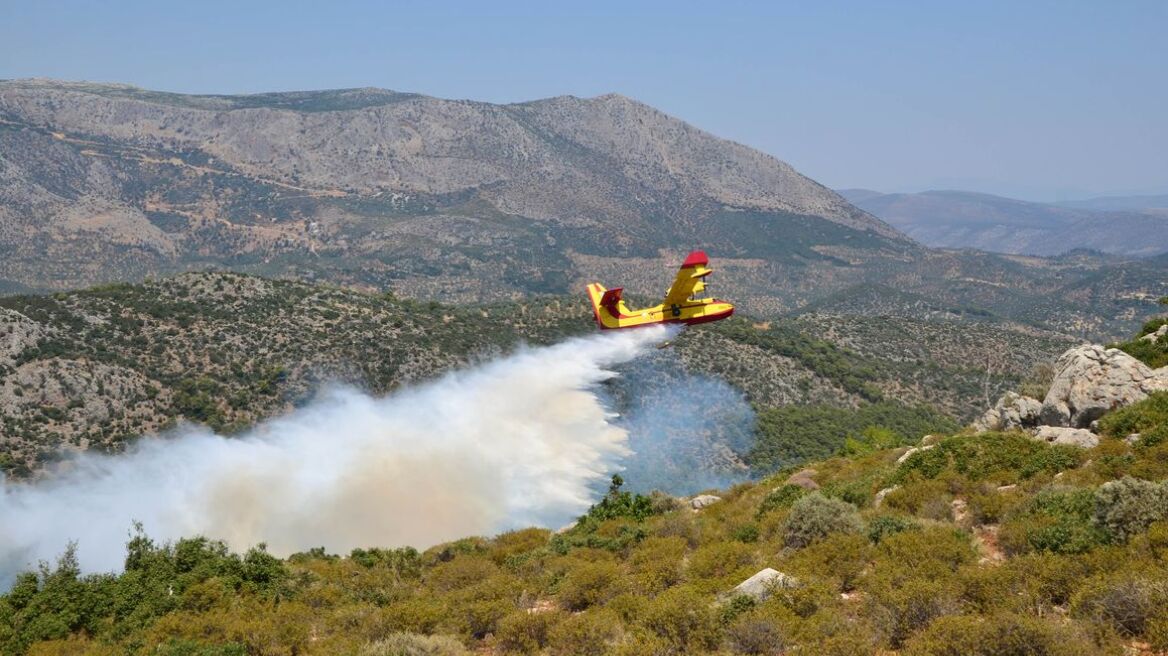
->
{"left": 662, "top": 250, "right": 713, "bottom": 306}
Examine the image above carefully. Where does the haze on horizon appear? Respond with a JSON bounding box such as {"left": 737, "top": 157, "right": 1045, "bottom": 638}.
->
{"left": 2, "top": 0, "right": 1165, "bottom": 202}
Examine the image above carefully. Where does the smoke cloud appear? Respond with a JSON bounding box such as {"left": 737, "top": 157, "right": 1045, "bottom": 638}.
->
{"left": 1, "top": 327, "right": 688, "bottom": 585}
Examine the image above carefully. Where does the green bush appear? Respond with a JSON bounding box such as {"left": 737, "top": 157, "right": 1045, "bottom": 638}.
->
{"left": 788, "top": 533, "right": 871, "bottom": 591}
{"left": 359, "top": 632, "right": 469, "bottom": 656}
{"left": 547, "top": 608, "right": 621, "bottom": 656}
{"left": 686, "top": 542, "right": 756, "bottom": 581}
{"left": 1098, "top": 392, "right": 1168, "bottom": 438}
{"left": 781, "top": 493, "right": 862, "bottom": 548}
{"left": 869, "top": 578, "right": 961, "bottom": 648}
{"left": 895, "top": 433, "right": 1082, "bottom": 484}
{"left": 866, "top": 514, "right": 919, "bottom": 544}
{"left": 756, "top": 484, "right": 805, "bottom": 518}
{"left": 883, "top": 479, "right": 952, "bottom": 519}
{"left": 639, "top": 586, "right": 721, "bottom": 653}
{"left": 998, "top": 487, "right": 1106, "bottom": 555}
{"left": 557, "top": 561, "right": 625, "bottom": 611}
{"left": 877, "top": 527, "right": 975, "bottom": 576}
{"left": 1071, "top": 570, "right": 1168, "bottom": 637}
{"left": 581, "top": 475, "right": 656, "bottom": 523}
{"left": 1112, "top": 318, "right": 1168, "bottom": 369}
{"left": 903, "top": 612, "right": 1098, "bottom": 656}
{"left": 495, "top": 609, "right": 565, "bottom": 654}
{"left": 724, "top": 615, "right": 785, "bottom": 655}
{"left": 1094, "top": 477, "right": 1168, "bottom": 542}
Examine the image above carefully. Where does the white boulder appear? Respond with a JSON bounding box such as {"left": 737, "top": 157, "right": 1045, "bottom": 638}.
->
{"left": 973, "top": 391, "right": 1043, "bottom": 432}
{"left": 689, "top": 494, "right": 722, "bottom": 510}
{"left": 732, "top": 568, "right": 797, "bottom": 601}
{"left": 1040, "top": 345, "right": 1168, "bottom": 428}
{"left": 1033, "top": 425, "right": 1100, "bottom": 449}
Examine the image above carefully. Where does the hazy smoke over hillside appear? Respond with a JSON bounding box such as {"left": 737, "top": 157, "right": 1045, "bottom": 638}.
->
{"left": 0, "top": 326, "right": 752, "bottom": 586}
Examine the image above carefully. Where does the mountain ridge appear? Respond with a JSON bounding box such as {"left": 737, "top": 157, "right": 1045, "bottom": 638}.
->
{"left": 841, "top": 188, "right": 1168, "bottom": 257}
{"left": 1, "top": 80, "right": 1166, "bottom": 340}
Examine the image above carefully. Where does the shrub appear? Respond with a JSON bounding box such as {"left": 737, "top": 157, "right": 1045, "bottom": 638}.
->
{"left": 756, "top": 484, "right": 805, "bottom": 518}
{"left": 557, "top": 561, "right": 625, "bottom": 611}
{"left": 781, "top": 493, "right": 862, "bottom": 548}
{"left": 791, "top": 533, "right": 871, "bottom": 592}
{"left": 1094, "top": 476, "right": 1168, "bottom": 542}
{"left": 1071, "top": 570, "right": 1168, "bottom": 637}
{"left": 869, "top": 578, "right": 961, "bottom": 648}
{"left": 640, "top": 586, "right": 721, "bottom": 653}
{"left": 359, "top": 633, "right": 468, "bottom": 656}
{"left": 547, "top": 609, "right": 622, "bottom": 656}
{"left": 426, "top": 557, "right": 498, "bottom": 594}
{"left": 903, "top": 612, "right": 1098, "bottom": 656}
{"left": 877, "top": 527, "right": 975, "bottom": 576}
{"left": 967, "top": 486, "right": 1024, "bottom": 525}
{"left": 495, "top": 609, "right": 565, "bottom": 654}
{"left": 1149, "top": 613, "right": 1168, "bottom": 653}
{"left": 724, "top": 615, "right": 785, "bottom": 655}
{"left": 730, "top": 524, "right": 760, "bottom": 543}
{"left": 1113, "top": 319, "right": 1168, "bottom": 368}
{"left": 581, "top": 475, "right": 655, "bottom": 523}
{"left": 894, "top": 433, "right": 1082, "bottom": 484}
{"left": 686, "top": 542, "right": 756, "bottom": 581}
{"left": 627, "top": 537, "right": 686, "bottom": 594}
{"left": 866, "top": 514, "right": 919, "bottom": 544}
{"left": 1098, "top": 392, "right": 1168, "bottom": 438}
{"left": 884, "top": 479, "right": 952, "bottom": 519}
{"left": 998, "top": 487, "right": 1107, "bottom": 555}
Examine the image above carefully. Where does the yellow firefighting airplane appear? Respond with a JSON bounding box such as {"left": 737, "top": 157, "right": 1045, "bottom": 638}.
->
{"left": 586, "top": 251, "right": 734, "bottom": 330}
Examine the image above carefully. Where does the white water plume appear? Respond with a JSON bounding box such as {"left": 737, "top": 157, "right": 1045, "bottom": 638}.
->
{"left": 0, "top": 326, "right": 674, "bottom": 585}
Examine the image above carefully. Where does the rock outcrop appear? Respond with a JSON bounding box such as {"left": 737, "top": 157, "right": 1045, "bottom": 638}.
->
{"left": 1033, "top": 426, "right": 1100, "bottom": 449}
{"left": 896, "top": 444, "right": 935, "bottom": 465}
{"left": 689, "top": 494, "right": 722, "bottom": 510}
{"left": 1040, "top": 345, "right": 1168, "bottom": 428}
{"left": 731, "top": 568, "right": 797, "bottom": 601}
{"left": 972, "top": 391, "right": 1043, "bottom": 432}
{"left": 873, "top": 486, "right": 900, "bottom": 508}
{"left": 785, "top": 469, "right": 820, "bottom": 491}
{"left": 972, "top": 342, "right": 1168, "bottom": 449}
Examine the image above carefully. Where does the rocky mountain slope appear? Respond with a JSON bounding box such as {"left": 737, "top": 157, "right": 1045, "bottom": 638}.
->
{"left": 0, "top": 273, "right": 1071, "bottom": 478}
{"left": 0, "top": 79, "right": 900, "bottom": 297}
{"left": 840, "top": 189, "right": 1168, "bottom": 257}
{"left": 2, "top": 80, "right": 1166, "bottom": 340}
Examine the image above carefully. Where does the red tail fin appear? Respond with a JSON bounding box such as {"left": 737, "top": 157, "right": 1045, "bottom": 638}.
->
{"left": 599, "top": 287, "right": 624, "bottom": 310}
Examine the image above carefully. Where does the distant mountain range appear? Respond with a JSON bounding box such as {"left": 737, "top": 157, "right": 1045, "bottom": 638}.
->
{"left": 839, "top": 189, "right": 1168, "bottom": 257}
{"left": 1, "top": 79, "right": 1165, "bottom": 339}
{"left": 1054, "top": 193, "right": 1168, "bottom": 212}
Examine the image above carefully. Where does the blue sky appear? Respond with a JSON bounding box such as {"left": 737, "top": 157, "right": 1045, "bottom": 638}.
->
{"left": 2, "top": 0, "right": 1165, "bottom": 201}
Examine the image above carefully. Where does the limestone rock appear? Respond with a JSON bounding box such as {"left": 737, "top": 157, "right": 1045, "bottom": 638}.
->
{"left": 896, "top": 444, "right": 935, "bottom": 465}
{"left": 873, "top": 486, "right": 900, "bottom": 508}
{"left": 689, "top": 494, "right": 722, "bottom": 510}
{"left": 973, "top": 391, "right": 1043, "bottom": 432}
{"left": 731, "top": 568, "right": 797, "bottom": 601}
{"left": 1040, "top": 345, "right": 1168, "bottom": 428}
{"left": 1033, "top": 425, "right": 1100, "bottom": 449}
{"left": 785, "top": 468, "right": 820, "bottom": 490}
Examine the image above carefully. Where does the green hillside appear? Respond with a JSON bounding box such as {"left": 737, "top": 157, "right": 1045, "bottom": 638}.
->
{"left": 4, "top": 392, "right": 1168, "bottom": 655}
